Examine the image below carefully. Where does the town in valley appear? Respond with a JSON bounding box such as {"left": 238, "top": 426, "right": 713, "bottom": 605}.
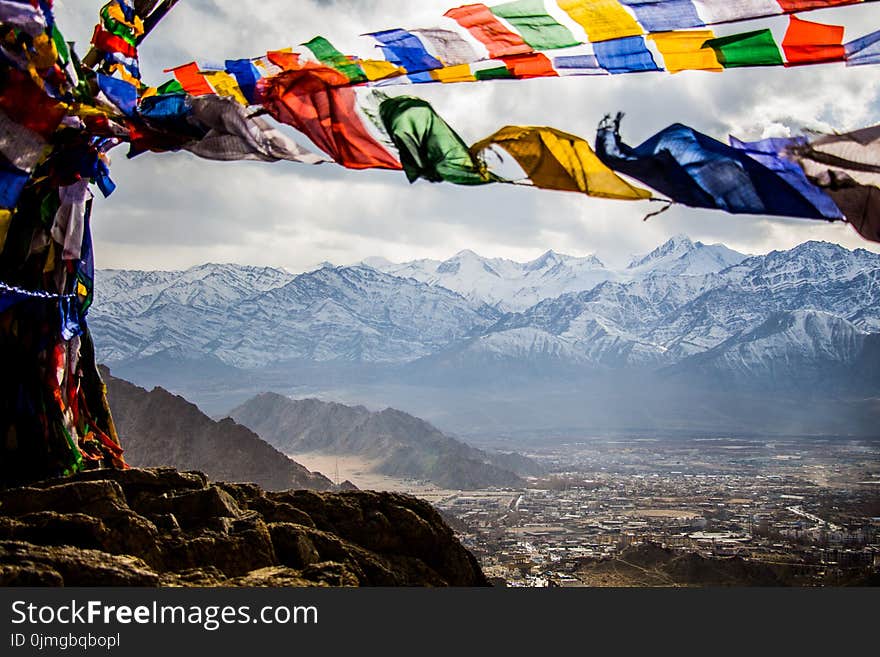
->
{"left": 428, "top": 436, "right": 880, "bottom": 587}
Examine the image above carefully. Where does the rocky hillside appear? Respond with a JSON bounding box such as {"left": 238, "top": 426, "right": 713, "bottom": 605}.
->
{"left": 0, "top": 468, "right": 488, "bottom": 587}
{"left": 229, "top": 393, "right": 540, "bottom": 489}
{"left": 102, "top": 368, "right": 333, "bottom": 492}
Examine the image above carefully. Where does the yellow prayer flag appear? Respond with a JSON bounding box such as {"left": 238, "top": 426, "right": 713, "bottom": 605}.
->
{"left": 650, "top": 30, "right": 722, "bottom": 73}
{"left": 0, "top": 210, "right": 12, "bottom": 253}
{"left": 472, "top": 126, "right": 651, "bottom": 200}
{"left": 556, "top": 0, "right": 642, "bottom": 43}
{"left": 360, "top": 60, "right": 405, "bottom": 81}
{"left": 202, "top": 71, "right": 249, "bottom": 105}
{"left": 431, "top": 64, "right": 477, "bottom": 84}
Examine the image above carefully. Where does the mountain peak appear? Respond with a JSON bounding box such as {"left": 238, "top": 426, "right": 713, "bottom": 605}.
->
{"left": 628, "top": 235, "right": 695, "bottom": 270}
{"left": 525, "top": 250, "right": 564, "bottom": 271}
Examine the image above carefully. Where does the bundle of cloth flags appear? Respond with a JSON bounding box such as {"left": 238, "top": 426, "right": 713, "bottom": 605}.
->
{"left": 0, "top": 0, "right": 144, "bottom": 485}
{"left": 157, "top": 0, "right": 880, "bottom": 94}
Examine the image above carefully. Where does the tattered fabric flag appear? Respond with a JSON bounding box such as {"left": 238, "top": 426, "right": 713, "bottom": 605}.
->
{"left": 128, "top": 93, "right": 207, "bottom": 156}
{"left": 201, "top": 71, "right": 248, "bottom": 105}
{"left": 258, "top": 68, "right": 401, "bottom": 170}
{"left": 50, "top": 180, "right": 91, "bottom": 262}
{"left": 621, "top": 0, "right": 706, "bottom": 33}
{"left": 225, "top": 59, "right": 263, "bottom": 104}
{"left": 704, "top": 29, "right": 783, "bottom": 67}
{"left": 411, "top": 28, "right": 482, "bottom": 65}
{"left": 379, "top": 95, "right": 489, "bottom": 185}
{"left": 91, "top": 25, "right": 138, "bottom": 60}
{"left": 0, "top": 0, "right": 48, "bottom": 37}
{"left": 96, "top": 73, "right": 138, "bottom": 116}
{"left": 165, "top": 62, "right": 214, "bottom": 96}
{"left": 0, "top": 107, "right": 48, "bottom": 172}
{"left": 431, "top": 63, "right": 478, "bottom": 83}
{"left": 782, "top": 15, "right": 846, "bottom": 65}
{"left": 369, "top": 29, "right": 443, "bottom": 74}
{"left": 491, "top": 0, "right": 581, "bottom": 50}
{"left": 787, "top": 124, "right": 880, "bottom": 241}
{"left": 0, "top": 208, "right": 11, "bottom": 251}
{"left": 557, "top": 0, "right": 643, "bottom": 44}
{"left": 595, "top": 114, "right": 837, "bottom": 219}
{"left": 303, "top": 37, "right": 368, "bottom": 83}
{"left": 0, "top": 162, "right": 29, "bottom": 210}
{"left": 554, "top": 54, "right": 606, "bottom": 76}
{"left": 100, "top": 0, "right": 144, "bottom": 46}
{"left": 473, "top": 60, "right": 516, "bottom": 80}
{"left": 594, "top": 35, "right": 660, "bottom": 73}
{"left": 845, "top": 29, "right": 880, "bottom": 66}
{"left": 502, "top": 52, "right": 559, "bottom": 77}
{"left": 445, "top": 3, "right": 534, "bottom": 58}
{"left": 0, "top": 69, "right": 66, "bottom": 138}
{"left": 184, "top": 95, "right": 324, "bottom": 164}
{"left": 649, "top": 29, "right": 722, "bottom": 72}
{"left": 730, "top": 136, "right": 843, "bottom": 219}
{"left": 266, "top": 50, "right": 301, "bottom": 72}
{"left": 472, "top": 125, "right": 652, "bottom": 199}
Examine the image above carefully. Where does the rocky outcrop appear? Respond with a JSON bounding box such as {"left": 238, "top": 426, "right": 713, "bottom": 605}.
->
{"left": 0, "top": 468, "right": 489, "bottom": 587}
{"left": 101, "top": 368, "right": 333, "bottom": 491}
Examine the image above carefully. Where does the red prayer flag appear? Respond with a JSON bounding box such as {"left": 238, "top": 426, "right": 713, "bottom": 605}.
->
{"left": 502, "top": 53, "right": 558, "bottom": 79}
{"left": 257, "top": 68, "right": 402, "bottom": 171}
{"left": 444, "top": 4, "right": 533, "bottom": 59}
{"left": 91, "top": 25, "right": 138, "bottom": 59}
{"left": 782, "top": 15, "right": 845, "bottom": 66}
{"left": 0, "top": 70, "right": 65, "bottom": 138}
{"left": 776, "top": 1, "right": 857, "bottom": 11}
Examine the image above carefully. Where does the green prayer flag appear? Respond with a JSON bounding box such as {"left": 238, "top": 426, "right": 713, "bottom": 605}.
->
{"left": 704, "top": 29, "right": 783, "bottom": 68}
{"left": 52, "top": 26, "right": 70, "bottom": 65}
{"left": 475, "top": 65, "right": 514, "bottom": 81}
{"left": 100, "top": 6, "right": 138, "bottom": 47}
{"left": 303, "top": 37, "right": 367, "bottom": 83}
{"left": 157, "top": 79, "right": 184, "bottom": 95}
{"left": 379, "top": 96, "right": 491, "bottom": 186}
{"left": 491, "top": 0, "right": 581, "bottom": 50}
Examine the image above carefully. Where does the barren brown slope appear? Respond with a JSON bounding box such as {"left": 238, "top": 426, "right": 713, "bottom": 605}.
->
{"left": 102, "top": 368, "right": 332, "bottom": 491}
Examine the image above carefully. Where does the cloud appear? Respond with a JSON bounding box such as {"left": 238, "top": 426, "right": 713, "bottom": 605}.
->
{"left": 54, "top": 1, "right": 880, "bottom": 272}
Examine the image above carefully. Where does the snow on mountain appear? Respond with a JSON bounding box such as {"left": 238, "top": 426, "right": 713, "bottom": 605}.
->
{"left": 367, "top": 249, "right": 617, "bottom": 313}
{"left": 90, "top": 238, "right": 880, "bottom": 383}
{"left": 90, "top": 264, "right": 499, "bottom": 367}
{"left": 365, "top": 236, "right": 746, "bottom": 313}
{"left": 96, "top": 264, "right": 296, "bottom": 317}
{"left": 626, "top": 234, "right": 748, "bottom": 277}
{"left": 434, "top": 241, "right": 880, "bottom": 372}
{"left": 667, "top": 310, "right": 868, "bottom": 384}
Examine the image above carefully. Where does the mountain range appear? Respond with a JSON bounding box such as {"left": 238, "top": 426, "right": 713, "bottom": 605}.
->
{"left": 92, "top": 236, "right": 880, "bottom": 440}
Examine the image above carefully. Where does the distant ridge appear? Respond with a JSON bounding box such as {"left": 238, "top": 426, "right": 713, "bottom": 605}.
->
{"left": 229, "top": 393, "right": 541, "bottom": 490}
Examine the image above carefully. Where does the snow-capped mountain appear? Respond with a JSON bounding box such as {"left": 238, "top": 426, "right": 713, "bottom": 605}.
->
{"left": 367, "top": 235, "right": 746, "bottom": 312}
{"left": 92, "top": 264, "right": 499, "bottom": 367}
{"left": 91, "top": 237, "right": 880, "bottom": 393}
{"left": 666, "top": 310, "right": 870, "bottom": 386}
{"left": 626, "top": 234, "right": 747, "bottom": 277}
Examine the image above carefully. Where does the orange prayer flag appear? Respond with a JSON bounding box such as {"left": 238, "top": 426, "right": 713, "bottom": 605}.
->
{"left": 164, "top": 62, "right": 215, "bottom": 96}
{"left": 782, "top": 15, "right": 845, "bottom": 66}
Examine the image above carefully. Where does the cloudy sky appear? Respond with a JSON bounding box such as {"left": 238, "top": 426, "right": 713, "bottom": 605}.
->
{"left": 53, "top": 1, "right": 880, "bottom": 271}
